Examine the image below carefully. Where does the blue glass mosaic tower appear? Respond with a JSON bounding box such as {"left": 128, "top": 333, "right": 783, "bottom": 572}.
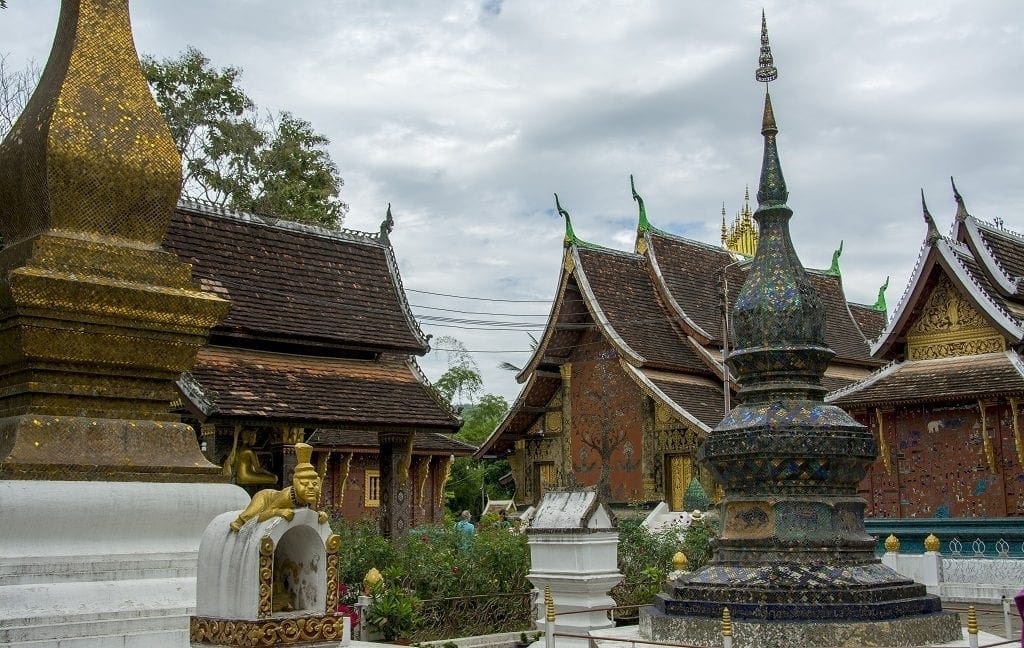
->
{"left": 653, "top": 14, "right": 946, "bottom": 625}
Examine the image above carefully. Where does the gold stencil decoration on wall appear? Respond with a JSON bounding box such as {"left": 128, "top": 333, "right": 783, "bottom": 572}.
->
{"left": 906, "top": 275, "right": 1004, "bottom": 360}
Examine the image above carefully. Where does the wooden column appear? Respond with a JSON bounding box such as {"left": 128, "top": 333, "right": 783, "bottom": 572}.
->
{"left": 378, "top": 430, "right": 415, "bottom": 539}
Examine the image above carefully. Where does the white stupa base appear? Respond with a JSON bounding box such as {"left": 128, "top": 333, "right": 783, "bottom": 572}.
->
{"left": 0, "top": 480, "right": 249, "bottom": 647}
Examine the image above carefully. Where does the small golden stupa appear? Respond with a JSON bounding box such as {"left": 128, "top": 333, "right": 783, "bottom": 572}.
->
{"left": 0, "top": 0, "right": 229, "bottom": 481}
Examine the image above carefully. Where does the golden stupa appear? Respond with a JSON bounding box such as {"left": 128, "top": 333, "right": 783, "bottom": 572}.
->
{"left": 0, "top": 0, "right": 229, "bottom": 481}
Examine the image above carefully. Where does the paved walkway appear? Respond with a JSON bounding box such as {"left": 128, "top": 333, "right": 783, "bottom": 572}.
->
{"left": 945, "top": 602, "right": 1020, "bottom": 644}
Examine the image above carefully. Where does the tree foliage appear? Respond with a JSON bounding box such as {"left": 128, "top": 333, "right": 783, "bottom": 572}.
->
{"left": 457, "top": 394, "right": 509, "bottom": 446}
{"left": 141, "top": 47, "right": 347, "bottom": 227}
{"left": 433, "top": 335, "right": 483, "bottom": 407}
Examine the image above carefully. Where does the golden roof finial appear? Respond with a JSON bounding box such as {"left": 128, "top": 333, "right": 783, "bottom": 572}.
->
{"left": 0, "top": 0, "right": 182, "bottom": 246}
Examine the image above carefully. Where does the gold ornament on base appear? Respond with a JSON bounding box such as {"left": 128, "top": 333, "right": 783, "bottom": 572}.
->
{"left": 924, "top": 533, "right": 940, "bottom": 553}
{"left": 230, "top": 443, "right": 327, "bottom": 532}
{"left": 884, "top": 534, "right": 900, "bottom": 553}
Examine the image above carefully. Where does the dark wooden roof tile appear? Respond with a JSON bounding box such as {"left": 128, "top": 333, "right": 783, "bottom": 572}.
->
{"left": 165, "top": 203, "right": 427, "bottom": 353}
{"left": 188, "top": 346, "right": 459, "bottom": 429}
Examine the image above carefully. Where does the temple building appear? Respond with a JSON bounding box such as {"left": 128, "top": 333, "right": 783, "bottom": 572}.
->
{"left": 477, "top": 184, "right": 888, "bottom": 512}
{"left": 829, "top": 184, "right": 1024, "bottom": 518}
{"left": 164, "top": 198, "right": 469, "bottom": 533}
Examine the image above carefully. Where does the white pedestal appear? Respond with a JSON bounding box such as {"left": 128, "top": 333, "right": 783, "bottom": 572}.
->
{"left": 0, "top": 480, "right": 249, "bottom": 647}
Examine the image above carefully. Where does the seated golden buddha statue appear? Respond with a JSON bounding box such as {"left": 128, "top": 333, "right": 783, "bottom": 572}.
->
{"left": 225, "top": 429, "right": 278, "bottom": 486}
{"left": 230, "top": 442, "right": 328, "bottom": 532}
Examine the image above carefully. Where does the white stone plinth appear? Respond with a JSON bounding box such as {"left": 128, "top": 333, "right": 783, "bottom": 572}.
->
{"left": 0, "top": 480, "right": 249, "bottom": 647}
{"left": 526, "top": 490, "right": 622, "bottom": 648}
{"left": 196, "top": 508, "right": 333, "bottom": 620}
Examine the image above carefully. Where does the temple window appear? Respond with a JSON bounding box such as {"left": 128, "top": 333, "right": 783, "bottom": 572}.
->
{"left": 364, "top": 470, "right": 381, "bottom": 507}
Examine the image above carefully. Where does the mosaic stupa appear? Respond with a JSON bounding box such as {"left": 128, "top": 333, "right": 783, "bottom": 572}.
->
{"left": 642, "top": 13, "right": 961, "bottom": 648}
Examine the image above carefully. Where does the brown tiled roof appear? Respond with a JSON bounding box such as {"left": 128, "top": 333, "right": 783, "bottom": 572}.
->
{"left": 827, "top": 351, "right": 1024, "bottom": 408}
{"left": 646, "top": 232, "right": 876, "bottom": 364}
{"left": 185, "top": 346, "right": 459, "bottom": 429}
{"left": 575, "top": 246, "right": 708, "bottom": 372}
{"left": 964, "top": 218, "right": 1024, "bottom": 298}
{"left": 647, "top": 233, "right": 738, "bottom": 342}
{"left": 165, "top": 201, "right": 427, "bottom": 353}
{"left": 849, "top": 303, "right": 886, "bottom": 341}
{"left": 307, "top": 429, "right": 476, "bottom": 455}
{"left": 632, "top": 367, "right": 725, "bottom": 430}
{"left": 948, "top": 244, "right": 1024, "bottom": 325}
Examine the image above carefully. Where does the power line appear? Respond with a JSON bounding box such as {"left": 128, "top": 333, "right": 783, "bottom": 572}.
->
{"left": 408, "top": 288, "right": 552, "bottom": 303}
{"left": 412, "top": 303, "right": 549, "bottom": 317}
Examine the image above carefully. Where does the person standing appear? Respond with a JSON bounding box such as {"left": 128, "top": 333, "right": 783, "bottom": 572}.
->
{"left": 455, "top": 510, "right": 475, "bottom": 548}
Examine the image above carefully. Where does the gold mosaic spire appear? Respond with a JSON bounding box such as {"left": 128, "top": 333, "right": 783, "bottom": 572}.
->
{"left": 0, "top": 0, "right": 229, "bottom": 482}
{"left": 0, "top": 0, "right": 181, "bottom": 245}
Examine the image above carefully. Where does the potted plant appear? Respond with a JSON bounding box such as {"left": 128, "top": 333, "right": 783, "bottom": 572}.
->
{"left": 365, "top": 584, "right": 423, "bottom": 643}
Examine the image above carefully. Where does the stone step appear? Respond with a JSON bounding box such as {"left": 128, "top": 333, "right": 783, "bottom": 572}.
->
{"left": 0, "top": 552, "right": 197, "bottom": 586}
{"left": 0, "top": 577, "right": 194, "bottom": 644}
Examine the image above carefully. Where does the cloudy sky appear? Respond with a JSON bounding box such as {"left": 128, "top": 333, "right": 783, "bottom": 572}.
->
{"left": 3, "top": 1, "right": 1023, "bottom": 402}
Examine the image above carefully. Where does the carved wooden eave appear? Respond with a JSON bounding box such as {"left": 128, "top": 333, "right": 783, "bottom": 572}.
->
{"left": 872, "top": 237, "right": 1024, "bottom": 359}
{"left": 474, "top": 371, "right": 556, "bottom": 458}
{"left": 515, "top": 245, "right": 583, "bottom": 383}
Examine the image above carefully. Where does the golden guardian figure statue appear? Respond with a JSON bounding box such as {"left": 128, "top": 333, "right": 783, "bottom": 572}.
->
{"left": 229, "top": 443, "right": 328, "bottom": 532}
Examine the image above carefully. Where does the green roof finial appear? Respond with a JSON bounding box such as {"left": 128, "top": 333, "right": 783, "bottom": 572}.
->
{"left": 379, "top": 202, "right": 395, "bottom": 243}
{"left": 631, "top": 174, "right": 651, "bottom": 233}
{"left": 555, "top": 193, "right": 577, "bottom": 247}
{"left": 827, "top": 240, "right": 843, "bottom": 276}
{"left": 872, "top": 276, "right": 890, "bottom": 313}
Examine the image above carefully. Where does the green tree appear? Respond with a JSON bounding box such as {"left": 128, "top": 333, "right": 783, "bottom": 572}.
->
{"left": 433, "top": 336, "right": 483, "bottom": 406}
{"left": 457, "top": 394, "right": 509, "bottom": 445}
{"left": 141, "top": 47, "right": 347, "bottom": 227}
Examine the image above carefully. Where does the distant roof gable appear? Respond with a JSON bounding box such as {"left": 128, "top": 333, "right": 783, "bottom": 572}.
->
{"left": 165, "top": 198, "right": 429, "bottom": 355}
{"left": 872, "top": 235, "right": 1024, "bottom": 359}
{"left": 956, "top": 213, "right": 1024, "bottom": 298}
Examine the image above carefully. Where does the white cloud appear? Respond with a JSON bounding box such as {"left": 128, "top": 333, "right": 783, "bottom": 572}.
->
{"left": 3, "top": 0, "right": 1023, "bottom": 402}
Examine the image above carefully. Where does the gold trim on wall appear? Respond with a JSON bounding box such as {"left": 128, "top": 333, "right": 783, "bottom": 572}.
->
{"left": 335, "top": 453, "right": 352, "bottom": 508}
{"left": 876, "top": 409, "right": 892, "bottom": 476}
{"left": 978, "top": 400, "right": 998, "bottom": 474}
{"left": 1011, "top": 397, "right": 1024, "bottom": 470}
{"left": 258, "top": 536, "right": 274, "bottom": 619}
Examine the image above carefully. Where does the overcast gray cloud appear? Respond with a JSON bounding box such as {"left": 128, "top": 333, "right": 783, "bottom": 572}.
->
{"left": 3, "top": 1, "right": 1023, "bottom": 402}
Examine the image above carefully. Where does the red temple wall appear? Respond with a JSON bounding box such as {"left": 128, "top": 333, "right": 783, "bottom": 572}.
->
{"left": 856, "top": 402, "right": 1024, "bottom": 518}
{"left": 567, "top": 335, "right": 645, "bottom": 503}
{"left": 323, "top": 452, "right": 445, "bottom": 526}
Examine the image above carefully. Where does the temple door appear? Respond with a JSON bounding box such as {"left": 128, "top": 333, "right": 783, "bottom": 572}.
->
{"left": 535, "top": 462, "right": 556, "bottom": 499}
{"left": 667, "top": 454, "right": 692, "bottom": 511}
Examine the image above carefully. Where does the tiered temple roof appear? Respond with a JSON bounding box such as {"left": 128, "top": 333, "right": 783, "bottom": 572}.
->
{"left": 166, "top": 198, "right": 460, "bottom": 433}
{"left": 478, "top": 189, "right": 884, "bottom": 456}
{"left": 829, "top": 182, "right": 1024, "bottom": 408}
